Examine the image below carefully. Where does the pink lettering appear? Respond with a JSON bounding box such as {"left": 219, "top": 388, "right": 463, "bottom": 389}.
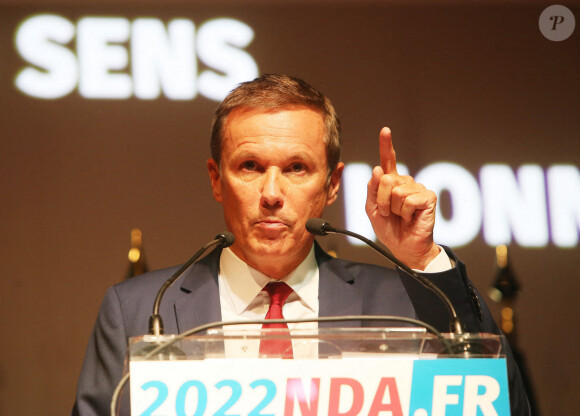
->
{"left": 284, "top": 378, "right": 320, "bottom": 416}
{"left": 368, "top": 377, "right": 403, "bottom": 416}
{"left": 328, "top": 378, "right": 364, "bottom": 416}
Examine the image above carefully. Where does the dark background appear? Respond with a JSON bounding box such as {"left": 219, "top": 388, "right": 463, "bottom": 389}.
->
{"left": 1, "top": 1, "right": 578, "bottom": 414}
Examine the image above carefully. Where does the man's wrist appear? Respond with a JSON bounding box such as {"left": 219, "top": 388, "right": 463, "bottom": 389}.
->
{"left": 400, "top": 244, "right": 444, "bottom": 272}
{"left": 413, "top": 245, "right": 453, "bottom": 273}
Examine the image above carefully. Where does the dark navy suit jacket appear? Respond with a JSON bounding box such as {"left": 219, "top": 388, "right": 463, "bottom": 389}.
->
{"left": 72, "top": 244, "right": 530, "bottom": 415}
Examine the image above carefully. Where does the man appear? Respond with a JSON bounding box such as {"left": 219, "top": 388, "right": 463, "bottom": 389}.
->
{"left": 72, "top": 74, "right": 530, "bottom": 415}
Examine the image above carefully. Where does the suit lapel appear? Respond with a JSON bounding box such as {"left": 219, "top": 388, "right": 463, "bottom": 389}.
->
{"left": 315, "top": 244, "right": 363, "bottom": 328}
{"left": 173, "top": 249, "right": 222, "bottom": 334}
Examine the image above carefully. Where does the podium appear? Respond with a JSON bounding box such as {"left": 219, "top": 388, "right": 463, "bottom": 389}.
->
{"left": 126, "top": 327, "right": 510, "bottom": 415}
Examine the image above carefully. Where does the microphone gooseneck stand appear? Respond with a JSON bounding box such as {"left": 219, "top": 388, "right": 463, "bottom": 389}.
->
{"left": 148, "top": 232, "right": 235, "bottom": 336}
{"left": 305, "top": 218, "right": 465, "bottom": 336}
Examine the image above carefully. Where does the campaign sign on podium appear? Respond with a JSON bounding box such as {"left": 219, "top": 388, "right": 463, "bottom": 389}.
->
{"left": 128, "top": 328, "right": 510, "bottom": 416}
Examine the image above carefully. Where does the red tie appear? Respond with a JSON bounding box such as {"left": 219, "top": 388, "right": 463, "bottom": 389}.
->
{"left": 259, "top": 282, "right": 294, "bottom": 358}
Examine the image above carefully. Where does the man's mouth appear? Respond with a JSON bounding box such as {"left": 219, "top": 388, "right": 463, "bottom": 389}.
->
{"left": 254, "top": 219, "right": 289, "bottom": 231}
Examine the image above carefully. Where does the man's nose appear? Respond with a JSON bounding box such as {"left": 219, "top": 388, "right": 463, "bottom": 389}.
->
{"left": 260, "top": 169, "right": 284, "bottom": 209}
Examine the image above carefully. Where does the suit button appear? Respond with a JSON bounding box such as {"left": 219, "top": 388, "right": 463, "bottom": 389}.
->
{"left": 469, "top": 286, "right": 483, "bottom": 321}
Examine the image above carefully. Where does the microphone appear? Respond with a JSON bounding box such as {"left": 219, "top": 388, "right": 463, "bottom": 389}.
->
{"left": 148, "top": 232, "right": 235, "bottom": 336}
{"left": 306, "top": 218, "right": 464, "bottom": 336}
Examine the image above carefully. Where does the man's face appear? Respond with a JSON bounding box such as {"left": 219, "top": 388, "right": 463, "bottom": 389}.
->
{"left": 207, "top": 106, "right": 343, "bottom": 278}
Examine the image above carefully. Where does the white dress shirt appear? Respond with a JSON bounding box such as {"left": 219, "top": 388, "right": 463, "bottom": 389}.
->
{"left": 218, "top": 246, "right": 319, "bottom": 357}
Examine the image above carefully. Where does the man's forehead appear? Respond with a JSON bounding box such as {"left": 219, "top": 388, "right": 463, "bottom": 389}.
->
{"left": 222, "top": 105, "right": 325, "bottom": 143}
{"left": 226, "top": 104, "right": 324, "bottom": 124}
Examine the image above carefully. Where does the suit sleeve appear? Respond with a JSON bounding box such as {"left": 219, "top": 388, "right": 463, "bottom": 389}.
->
{"left": 71, "top": 286, "right": 130, "bottom": 416}
{"left": 398, "top": 246, "right": 531, "bottom": 416}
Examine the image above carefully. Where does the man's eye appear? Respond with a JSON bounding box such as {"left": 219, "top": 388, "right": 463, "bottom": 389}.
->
{"left": 290, "top": 163, "right": 305, "bottom": 172}
{"left": 241, "top": 161, "right": 257, "bottom": 170}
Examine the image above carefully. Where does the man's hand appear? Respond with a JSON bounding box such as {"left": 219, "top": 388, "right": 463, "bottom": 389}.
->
{"left": 365, "top": 127, "right": 441, "bottom": 270}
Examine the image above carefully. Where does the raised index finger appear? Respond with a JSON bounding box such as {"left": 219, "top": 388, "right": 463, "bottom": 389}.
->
{"left": 379, "top": 127, "right": 398, "bottom": 174}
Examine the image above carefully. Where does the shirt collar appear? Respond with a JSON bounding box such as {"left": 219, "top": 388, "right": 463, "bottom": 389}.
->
{"left": 219, "top": 246, "right": 318, "bottom": 314}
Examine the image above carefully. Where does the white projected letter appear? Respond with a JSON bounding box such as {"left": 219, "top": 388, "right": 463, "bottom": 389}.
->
{"left": 15, "top": 14, "right": 77, "bottom": 99}
{"left": 415, "top": 163, "right": 482, "bottom": 247}
{"left": 547, "top": 165, "right": 580, "bottom": 247}
{"left": 77, "top": 17, "right": 131, "bottom": 99}
{"left": 481, "top": 165, "right": 548, "bottom": 247}
{"left": 343, "top": 163, "right": 374, "bottom": 245}
{"left": 197, "top": 19, "right": 258, "bottom": 101}
{"left": 132, "top": 19, "right": 196, "bottom": 100}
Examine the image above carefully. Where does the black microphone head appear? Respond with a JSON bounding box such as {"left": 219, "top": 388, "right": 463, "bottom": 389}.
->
{"left": 216, "top": 232, "right": 235, "bottom": 247}
{"left": 306, "top": 218, "right": 330, "bottom": 236}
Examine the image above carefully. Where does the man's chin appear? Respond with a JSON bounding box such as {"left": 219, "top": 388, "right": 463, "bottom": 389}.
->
{"left": 232, "top": 235, "right": 313, "bottom": 277}
{"left": 252, "top": 239, "right": 293, "bottom": 256}
{"left": 247, "top": 235, "right": 309, "bottom": 259}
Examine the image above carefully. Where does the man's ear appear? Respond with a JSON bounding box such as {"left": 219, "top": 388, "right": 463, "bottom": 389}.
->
{"left": 326, "top": 162, "right": 344, "bottom": 206}
{"left": 207, "top": 158, "right": 223, "bottom": 202}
